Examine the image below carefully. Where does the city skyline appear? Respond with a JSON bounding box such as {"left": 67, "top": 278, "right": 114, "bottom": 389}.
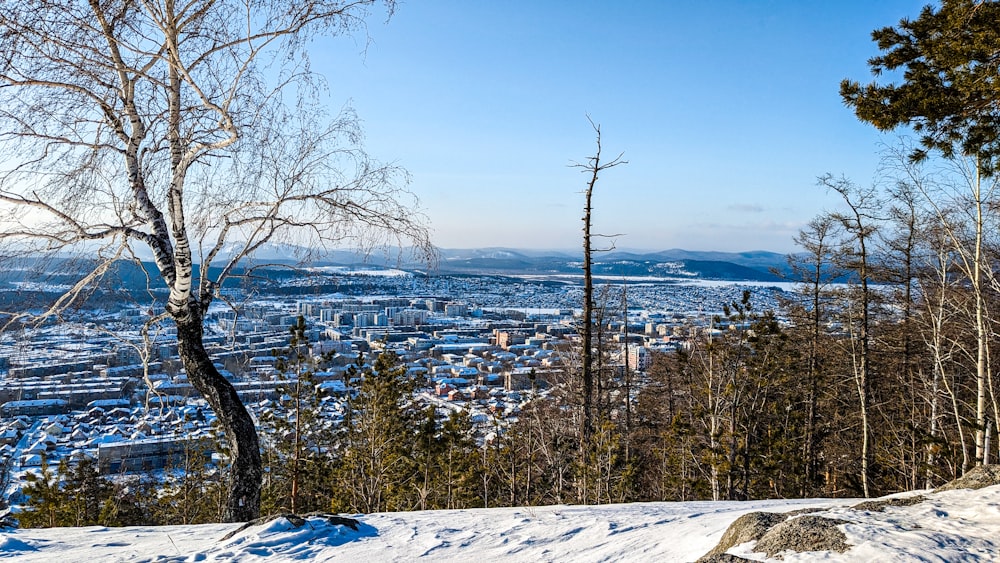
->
{"left": 310, "top": 1, "right": 926, "bottom": 253}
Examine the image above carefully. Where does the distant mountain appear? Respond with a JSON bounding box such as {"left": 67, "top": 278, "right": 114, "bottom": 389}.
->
{"left": 428, "top": 248, "right": 791, "bottom": 281}
{"left": 678, "top": 259, "right": 782, "bottom": 282}
{"left": 640, "top": 249, "right": 791, "bottom": 272}
{"left": 3, "top": 247, "right": 795, "bottom": 289}
{"left": 123, "top": 241, "right": 794, "bottom": 281}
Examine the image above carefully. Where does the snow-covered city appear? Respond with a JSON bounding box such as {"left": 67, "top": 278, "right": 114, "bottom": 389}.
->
{"left": 0, "top": 267, "right": 783, "bottom": 491}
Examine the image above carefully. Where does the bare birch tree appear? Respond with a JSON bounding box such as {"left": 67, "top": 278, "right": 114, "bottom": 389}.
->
{"left": 822, "top": 174, "right": 880, "bottom": 498}
{"left": 888, "top": 146, "right": 1000, "bottom": 468}
{"left": 916, "top": 218, "right": 968, "bottom": 481}
{"left": 0, "top": 1, "right": 432, "bottom": 521}
{"left": 842, "top": 0, "right": 1000, "bottom": 471}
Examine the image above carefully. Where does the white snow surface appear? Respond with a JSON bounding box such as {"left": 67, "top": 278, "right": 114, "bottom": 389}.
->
{"left": 3, "top": 486, "right": 1000, "bottom": 561}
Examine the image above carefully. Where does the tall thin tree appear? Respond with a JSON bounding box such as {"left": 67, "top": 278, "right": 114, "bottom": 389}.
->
{"left": 822, "top": 174, "right": 880, "bottom": 497}
{"left": 571, "top": 118, "right": 625, "bottom": 471}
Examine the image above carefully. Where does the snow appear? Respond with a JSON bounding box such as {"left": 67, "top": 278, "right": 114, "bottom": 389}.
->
{"left": 3, "top": 487, "right": 1000, "bottom": 561}
{"left": 306, "top": 266, "right": 412, "bottom": 277}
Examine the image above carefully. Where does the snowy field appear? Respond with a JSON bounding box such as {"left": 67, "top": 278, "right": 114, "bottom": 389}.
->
{"left": 3, "top": 485, "right": 1000, "bottom": 561}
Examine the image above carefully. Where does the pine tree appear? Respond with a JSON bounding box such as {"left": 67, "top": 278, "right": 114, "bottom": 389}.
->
{"left": 19, "top": 455, "right": 67, "bottom": 528}
{"left": 330, "top": 351, "right": 418, "bottom": 513}
{"left": 153, "top": 439, "right": 224, "bottom": 525}
{"left": 0, "top": 455, "right": 11, "bottom": 512}
{"left": 21, "top": 455, "right": 157, "bottom": 528}
{"left": 632, "top": 350, "right": 707, "bottom": 501}
{"left": 435, "top": 410, "right": 483, "bottom": 509}
{"left": 411, "top": 406, "right": 442, "bottom": 510}
{"left": 260, "top": 316, "right": 335, "bottom": 515}
{"left": 841, "top": 0, "right": 1000, "bottom": 173}
{"left": 61, "top": 457, "right": 114, "bottom": 527}
{"left": 409, "top": 406, "right": 485, "bottom": 510}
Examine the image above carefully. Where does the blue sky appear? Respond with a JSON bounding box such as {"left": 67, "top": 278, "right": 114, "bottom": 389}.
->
{"left": 310, "top": 1, "right": 927, "bottom": 253}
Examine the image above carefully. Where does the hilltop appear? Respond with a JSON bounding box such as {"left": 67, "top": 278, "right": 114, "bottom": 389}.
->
{"left": 0, "top": 247, "right": 792, "bottom": 308}
{"left": 3, "top": 480, "right": 1000, "bottom": 561}
{"left": 292, "top": 247, "right": 791, "bottom": 281}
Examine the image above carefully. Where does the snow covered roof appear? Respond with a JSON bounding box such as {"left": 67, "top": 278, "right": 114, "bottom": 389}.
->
{"left": 1, "top": 399, "right": 67, "bottom": 407}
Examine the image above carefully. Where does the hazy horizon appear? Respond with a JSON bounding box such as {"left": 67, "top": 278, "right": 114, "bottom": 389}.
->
{"left": 309, "top": 1, "right": 926, "bottom": 253}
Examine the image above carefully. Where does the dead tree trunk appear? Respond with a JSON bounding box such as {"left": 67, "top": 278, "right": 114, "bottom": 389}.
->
{"left": 575, "top": 119, "right": 625, "bottom": 472}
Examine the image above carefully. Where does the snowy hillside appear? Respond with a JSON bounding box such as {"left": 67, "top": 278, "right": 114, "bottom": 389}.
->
{"left": 4, "top": 483, "right": 1000, "bottom": 562}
